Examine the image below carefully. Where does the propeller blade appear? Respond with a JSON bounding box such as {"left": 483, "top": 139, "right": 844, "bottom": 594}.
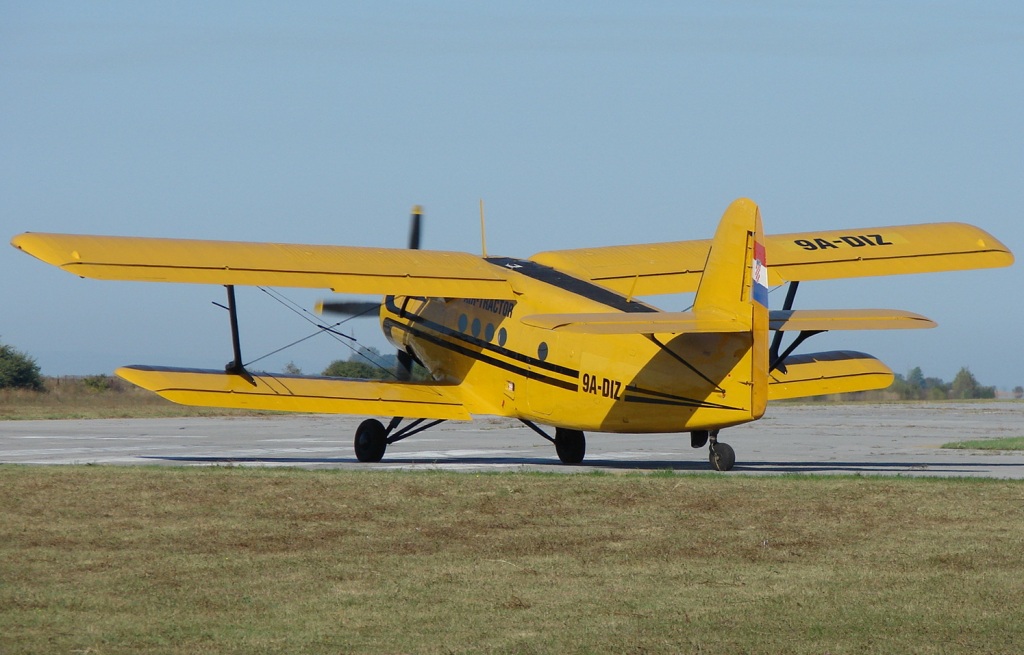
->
{"left": 316, "top": 300, "right": 381, "bottom": 317}
{"left": 316, "top": 206, "right": 426, "bottom": 381}
{"left": 408, "top": 205, "right": 423, "bottom": 250}
{"left": 396, "top": 349, "right": 414, "bottom": 382}
{"left": 391, "top": 206, "right": 425, "bottom": 380}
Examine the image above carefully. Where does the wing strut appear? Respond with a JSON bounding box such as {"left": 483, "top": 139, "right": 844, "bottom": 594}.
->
{"left": 770, "top": 329, "right": 823, "bottom": 374}
{"left": 769, "top": 281, "right": 824, "bottom": 374}
{"left": 768, "top": 281, "right": 799, "bottom": 368}
{"left": 219, "top": 285, "right": 255, "bottom": 386}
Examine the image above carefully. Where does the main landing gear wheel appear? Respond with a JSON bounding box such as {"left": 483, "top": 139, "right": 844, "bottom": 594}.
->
{"left": 554, "top": 428, "right": 586, "bottom": 464}
{"left": 709, "top": 441, "right": 735, "bottom": 472}
{"left": 354, "top": 418, "right": 387, "bottom": 463}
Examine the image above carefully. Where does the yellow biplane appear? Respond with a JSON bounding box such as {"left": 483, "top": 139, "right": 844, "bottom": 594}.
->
{"left": 11, "top": 199, "right": 1013, "bottom": 470}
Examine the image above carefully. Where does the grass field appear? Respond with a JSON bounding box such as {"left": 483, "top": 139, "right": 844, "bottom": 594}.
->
{"left": 2, "top": 466, "right": 1022, "bottom": 654}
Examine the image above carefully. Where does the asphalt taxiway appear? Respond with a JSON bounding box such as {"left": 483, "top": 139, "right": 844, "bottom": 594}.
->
{"left": 1, "top": 402, "right": 1022, "bottom": 477}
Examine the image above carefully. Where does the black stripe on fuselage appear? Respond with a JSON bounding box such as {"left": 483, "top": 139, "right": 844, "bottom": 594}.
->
{"left": 384, "top": 296, "right": 577, "bottom": 379}
{"left": 485, "top": 257, "right": 659, "bottom": 314}
{"left": 622, "top": 386, "right": 743, "bottom": 411}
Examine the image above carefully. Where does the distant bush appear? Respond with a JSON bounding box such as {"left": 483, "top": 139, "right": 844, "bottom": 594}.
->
{"left": 0, "top": 340, "right": 44, "bottom": 391}
{"left": 322, "top": 346, "right": 428, "bottom": 380}
{"left": 82, "top": 374, "right": 116, "bottom": 392}
{"left": 322, "top": 359, "right": 389, "bottom": 379}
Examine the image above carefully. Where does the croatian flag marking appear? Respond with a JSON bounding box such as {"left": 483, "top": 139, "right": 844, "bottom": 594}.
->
{"left": 752, "top": 241, "right": 769, "bottom": 307}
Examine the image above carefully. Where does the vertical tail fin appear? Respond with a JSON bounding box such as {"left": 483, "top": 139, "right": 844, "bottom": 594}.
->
{"left": 693, "top": 198, "right": 769, "bottom": 418}
{"left": 693, "top": 198, "right": 766, "bottom": 317}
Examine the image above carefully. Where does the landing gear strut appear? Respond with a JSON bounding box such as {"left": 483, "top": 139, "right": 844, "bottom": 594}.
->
{"left": 521, "top": 421, "right": 586, "bottom": 464}
{"left": 692, "top": 429, "right": 735, "bottom": 471}
{"left": 352, "top": 416, "right": 447, "bottom": 463}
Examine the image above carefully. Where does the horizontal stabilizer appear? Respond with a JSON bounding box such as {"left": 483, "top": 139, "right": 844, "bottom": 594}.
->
{"left": 116, "top": 366, "right": 472, "bottom": 420}
{"left": 519, "top": 309, "right": 747, "bottom": 334}
{"left": 767, "top": 351, "right": 893, "bottom": 400}
{"left": 769, "top": 309, "right": 935, "bottom": 331}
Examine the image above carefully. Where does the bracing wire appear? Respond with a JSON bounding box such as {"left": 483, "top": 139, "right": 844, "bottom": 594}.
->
{"left": 240, "top": 287, "right": 398, "bottom": 378}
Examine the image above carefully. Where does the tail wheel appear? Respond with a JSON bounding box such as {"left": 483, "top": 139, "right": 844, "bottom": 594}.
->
{"left": 709, "top": 442, "right": 735, "bottom": 471}
{"left": 554, "top": 428, "right": 586, "bottom": 464}
{"left": 354, "top": 418, "right": 387, "bottom": 463}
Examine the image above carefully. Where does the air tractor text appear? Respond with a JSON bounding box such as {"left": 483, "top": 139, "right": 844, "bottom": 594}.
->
{"left": 464, "top": 298, "right": 515, "bottom": 318}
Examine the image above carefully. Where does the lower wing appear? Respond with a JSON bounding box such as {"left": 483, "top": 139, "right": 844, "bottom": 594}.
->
{"left": 117, "top": 366, "right": 475, "bottom": 420}
{"left": 767, "top": 351, "right": 894, "bottom": 400}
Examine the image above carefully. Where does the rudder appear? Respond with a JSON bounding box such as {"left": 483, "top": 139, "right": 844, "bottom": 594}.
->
{"left": 692, "top": 198, "right": 769, "bottom": 418}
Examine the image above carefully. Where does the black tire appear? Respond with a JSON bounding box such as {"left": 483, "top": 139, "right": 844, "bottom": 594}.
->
{"left": 691, "top": 430, "right": 709, "bottom": 449}
{"left": 554, "top": 428, "right": 586, "bottom": 464}
{"left": 709, "top": 442, "right": 735, "bottom": 472}
{"left": 354, "top": 418, "right": 387, "bottom": 463}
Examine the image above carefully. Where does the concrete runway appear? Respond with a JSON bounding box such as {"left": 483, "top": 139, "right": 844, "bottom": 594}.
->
{"left": 1, "top": 402, "right": 1022, "bottom": 477}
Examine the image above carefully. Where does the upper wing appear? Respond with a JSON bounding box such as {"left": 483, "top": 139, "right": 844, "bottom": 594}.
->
{"left": 116, "top": 365, "right": 491, "bottom": 419}
{"left": 13, "top": 221, "right": 1011, "bottom": 299}
{"left": 529, "top": 238, "right": 711, "bottom": 296}
{"left": 11, "top": 233, "right": 516, "bottom": 299}
{"left": 767, "top": 223, "right": 1013, "bottom": 282}
{"left": 529, "top": 222, "right": 1013, "bottom": 296}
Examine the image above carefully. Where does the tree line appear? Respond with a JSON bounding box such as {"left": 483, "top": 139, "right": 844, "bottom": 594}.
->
{"left": 890, "top": 366, "right": 1000, "bottom": 400}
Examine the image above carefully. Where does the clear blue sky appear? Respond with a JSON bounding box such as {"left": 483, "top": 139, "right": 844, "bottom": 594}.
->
{"left": 3, "top": 2, "right": 1022, "bottom": 389}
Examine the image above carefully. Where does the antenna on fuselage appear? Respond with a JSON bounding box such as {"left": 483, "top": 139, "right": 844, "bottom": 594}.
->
{"left": 479, "top": 199, "right": 488, "bottom": 258}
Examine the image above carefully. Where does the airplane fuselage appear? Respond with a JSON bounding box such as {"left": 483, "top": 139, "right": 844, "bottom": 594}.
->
{"left": 382, "top": 257, "right": 764, "bottom": 434}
